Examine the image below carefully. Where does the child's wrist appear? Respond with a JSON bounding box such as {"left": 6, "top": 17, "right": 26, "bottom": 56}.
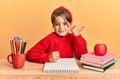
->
{"left": 73, "top": 33, "right": 80, "bottom": 37}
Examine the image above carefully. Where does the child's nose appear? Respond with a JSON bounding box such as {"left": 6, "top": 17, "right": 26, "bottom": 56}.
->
{"left": 59, "top": 24, "right": 63, "bottom": 29}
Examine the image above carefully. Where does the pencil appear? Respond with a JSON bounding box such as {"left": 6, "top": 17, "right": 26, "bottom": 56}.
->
{"left": 10, "top": 40, "right": 13, "bottom": 54}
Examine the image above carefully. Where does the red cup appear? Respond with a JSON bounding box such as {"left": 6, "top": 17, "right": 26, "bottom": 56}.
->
{"left": 7, "top": 54, "right": 26, "bottom": 69}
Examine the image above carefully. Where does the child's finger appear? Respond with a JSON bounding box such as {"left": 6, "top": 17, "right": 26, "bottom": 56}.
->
{"left": 81, "top": 26, "right": 85, "bottom": 29}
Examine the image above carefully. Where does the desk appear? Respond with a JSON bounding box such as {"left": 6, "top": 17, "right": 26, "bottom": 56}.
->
{"left": 0, "top": 59, "right": 120, "bottom": 80}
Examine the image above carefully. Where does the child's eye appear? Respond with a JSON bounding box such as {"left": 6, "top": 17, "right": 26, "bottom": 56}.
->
{"left": 63, "top": 23, "right": 67, "bottom": 25}
{"left": 54, "top": 23, "right": 59, "bottom": 26}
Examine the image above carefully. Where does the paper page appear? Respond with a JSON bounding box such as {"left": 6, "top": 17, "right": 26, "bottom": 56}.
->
{"left": 44, "top": 58, "right": 80, "bottom": 73}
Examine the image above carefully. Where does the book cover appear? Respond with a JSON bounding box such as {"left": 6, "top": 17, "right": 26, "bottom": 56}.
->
{"left": 80, "top": 59, "right": 103, "bottom": 67}
{"left": 80, "top": 57, "right": 114, "bottom": 65}
{"left": 101, "top": 59, "right": 117, "bottom": 68}
{"left": 82, "top": 60, "right": 117, "bottom": 72}
{"left": 81, "top": 52, "right": 115, "bottom": 62}
{"left": 80, "top": 59, "right": 116, "bottom": 68}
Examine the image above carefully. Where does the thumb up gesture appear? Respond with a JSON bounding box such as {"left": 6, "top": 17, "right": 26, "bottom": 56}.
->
{"left": 71, "top": 25, "right": 85, "bottom": 36}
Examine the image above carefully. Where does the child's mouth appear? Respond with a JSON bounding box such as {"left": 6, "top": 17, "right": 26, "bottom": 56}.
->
{"left": 58, "top": 31, "right": 64, "bottom": 33}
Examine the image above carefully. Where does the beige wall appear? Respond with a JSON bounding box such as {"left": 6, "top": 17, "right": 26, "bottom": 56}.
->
{"left": 0, "top": 0, "right": 120, "bottom": 58}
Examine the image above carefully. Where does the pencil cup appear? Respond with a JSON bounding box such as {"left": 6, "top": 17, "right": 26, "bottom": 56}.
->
{"left": 7, "top": 54, "right": 26, "bottom": 69}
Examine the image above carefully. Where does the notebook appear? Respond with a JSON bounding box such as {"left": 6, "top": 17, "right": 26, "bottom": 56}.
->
{"left": 43, "top": 58, "right": 80, "bottom": 73}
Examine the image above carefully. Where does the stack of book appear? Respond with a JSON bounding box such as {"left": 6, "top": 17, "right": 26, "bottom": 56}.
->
{"left": 80, "top": 52, "right": 117, "bottom": 72}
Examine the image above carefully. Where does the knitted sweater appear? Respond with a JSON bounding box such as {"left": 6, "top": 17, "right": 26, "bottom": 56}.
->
{"left": 26, "top": 32, "right": 88, "bottom": 63}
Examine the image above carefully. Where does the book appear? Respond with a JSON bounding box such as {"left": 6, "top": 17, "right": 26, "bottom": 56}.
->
{"left": 80, "top": 57, "right": 114, "bottom": 65}
{"left": 101, "top": 59, "right": 117, "bottom": 68}
{"left": 82, "top": 59, "right": 117, "bottom": 72}
{"left": 81, "top": 52, "right": 115, "bottom": 63}
{"left": 44, "top": 58, "right": 80, "bottom": 73}
{"left": 80, "top": 58, "right": 116, "bottom": 68}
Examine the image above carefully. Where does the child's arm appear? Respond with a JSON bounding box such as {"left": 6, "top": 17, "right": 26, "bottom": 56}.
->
{"left": 70, "top": 25, "right": 87, "bottom": 59}
{"left": 26, "top": 39, "right": 50, "bottom": 63}
{"left": 73, "top": 35, "right": 88, "bottom": 59}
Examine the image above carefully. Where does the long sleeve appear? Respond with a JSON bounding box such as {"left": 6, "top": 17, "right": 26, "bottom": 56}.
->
{"left": 26, "top": 38, "right": 50, "bottom": 63}
{"left": 26, "top": 32, "right": 88, "bottom": 63}
{"left": 73, "top": 35, "right": 88, "bottom": 59}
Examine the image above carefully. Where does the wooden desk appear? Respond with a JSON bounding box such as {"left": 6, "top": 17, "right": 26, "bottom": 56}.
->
{"left": 0, "top": 59, "right": 120, "bottom": 80}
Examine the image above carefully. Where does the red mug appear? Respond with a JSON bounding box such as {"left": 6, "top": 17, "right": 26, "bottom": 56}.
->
{"left": 7, "top": 54, "right": 26, "bottom": 69}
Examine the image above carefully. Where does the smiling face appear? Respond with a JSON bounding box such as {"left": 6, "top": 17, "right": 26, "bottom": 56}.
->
{"left": 51, "top": 9, "right": 72, "bottom": 36}
{"left": 52, "top": 16, "right": 71, "bottom": 36}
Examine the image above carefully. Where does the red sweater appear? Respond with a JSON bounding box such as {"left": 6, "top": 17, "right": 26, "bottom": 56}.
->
{"left": 26, "top": 32, "right": 88, "bottom": 63}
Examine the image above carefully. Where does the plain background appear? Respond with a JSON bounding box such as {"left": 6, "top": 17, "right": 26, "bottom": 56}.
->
{"left": 0, "top": 0, "right": 120, "bottom": 58}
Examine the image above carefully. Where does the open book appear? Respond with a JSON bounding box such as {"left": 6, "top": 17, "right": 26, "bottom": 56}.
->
{"left": 43, "top": 58, "right": 80, "bottom": 73}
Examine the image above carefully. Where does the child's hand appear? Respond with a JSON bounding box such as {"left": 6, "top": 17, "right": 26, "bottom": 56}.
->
{"left": 49, "top": 51, "right": 60, "bottom": 62}
{"left": 71, "top": 25, "right": 85, "bottom": 36}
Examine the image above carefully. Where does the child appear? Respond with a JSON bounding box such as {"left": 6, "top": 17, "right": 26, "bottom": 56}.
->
{"left": 26, "top": 6, "right": 88, "bottom": 63}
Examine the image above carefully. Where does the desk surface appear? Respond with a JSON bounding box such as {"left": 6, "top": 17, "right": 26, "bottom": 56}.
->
{"left": 0, "top": 58, "right": 120, "bottom": 80}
